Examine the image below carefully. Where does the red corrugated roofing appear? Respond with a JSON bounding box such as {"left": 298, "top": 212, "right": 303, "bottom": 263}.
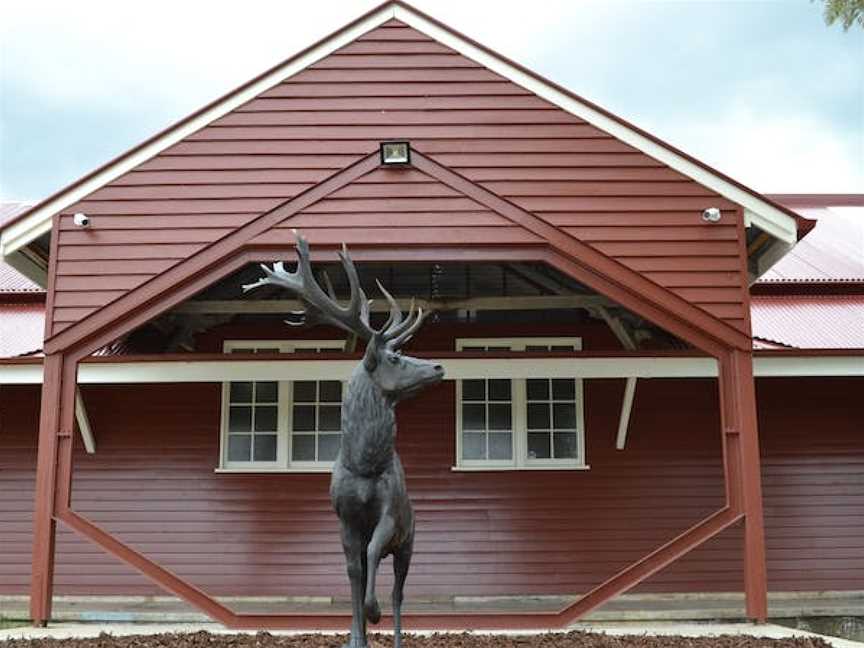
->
{"left": 762, "top": 196, "right": 864, "bottom": 284}
{"left": 0, "top": 302, "right": 44, "bottom": 358}
{"left": 751, "top": 295, "right": 864, "bottom": 349}
{"left": 0, "top": 261, "right": 41, "bottom": 293}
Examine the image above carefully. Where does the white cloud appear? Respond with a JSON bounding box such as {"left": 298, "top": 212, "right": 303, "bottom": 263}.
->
{"left": 1, "top": 0, "right": 861, "bottom": 197}
{"left": 647, "top": 106, "right": 863, "bottom": 193}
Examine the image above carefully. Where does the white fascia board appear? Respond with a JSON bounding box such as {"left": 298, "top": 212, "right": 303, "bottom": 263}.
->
{"left": 0, "top": 364, "right": 44, "bottom": 384}
{"left": 0, "top": 5, "right": 397, "bottom": 257}
{"left": 4, "top": 356, "right": 863, "bottom": 385}
{"left": 395, "top": 6, "right": 798, "bottom": 246}
{"left": 754, "top": 356, "right": 864, "bottom": 377}
{"left": 48, "top": 357, "right": 721, "bottom": 384}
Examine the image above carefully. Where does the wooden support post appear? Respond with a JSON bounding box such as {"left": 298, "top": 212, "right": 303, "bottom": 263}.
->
{"left": 30, "top": 354, "right": 77, "bottom": 627}
{"left": 719, "top": 349, "right": 768, "bottom": 622}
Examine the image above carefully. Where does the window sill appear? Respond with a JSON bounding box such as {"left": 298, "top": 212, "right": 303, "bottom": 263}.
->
{"left": 451, "top": 464, "right": 590, "bottom": 472}
{"left": 214, "top": 467, "right": 333, "bottom": 474}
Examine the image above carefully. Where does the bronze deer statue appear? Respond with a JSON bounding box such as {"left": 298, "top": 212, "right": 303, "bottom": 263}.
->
{"left": 244, "top": 233, "right": 444, "bottom": 648}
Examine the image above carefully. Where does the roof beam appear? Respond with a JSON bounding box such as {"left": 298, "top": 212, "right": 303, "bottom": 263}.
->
{"left": 174, "top": 295, "right": 612, "bottom": 315}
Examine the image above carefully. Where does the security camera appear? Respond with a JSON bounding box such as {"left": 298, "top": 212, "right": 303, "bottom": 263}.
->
{"left": 73, "top": 213, "right": 90, "bottom": 228}
{"left": 702, "top": 207, "right": 722, "bottom": 223}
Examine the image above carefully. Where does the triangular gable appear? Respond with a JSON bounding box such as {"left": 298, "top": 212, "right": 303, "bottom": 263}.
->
{"left": 3, "top": 1, "right": 797, "bottom": 262}
{"left": 45, "top": 148, "right": 749, "bottom": 358}
{"left": 25, "top": 4, "right": 762, "bottom": 351}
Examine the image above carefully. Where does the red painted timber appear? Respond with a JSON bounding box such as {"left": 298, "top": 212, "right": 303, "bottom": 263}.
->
{"left": 46, "top": 19, "right": 751, "bottom": 338}
{"left": 3, "top": 376, "right": 860, "bottom": 599}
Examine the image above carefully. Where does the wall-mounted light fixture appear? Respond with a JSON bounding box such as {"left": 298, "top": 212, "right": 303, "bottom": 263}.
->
{"left": 702, "top": 207, "right": 722, "bottom": 223}
{"left": 380, "top": 141, "right": 410, "bottom": 165}
{"left": 73, "top": 212, "right": 91, "bottom": 228}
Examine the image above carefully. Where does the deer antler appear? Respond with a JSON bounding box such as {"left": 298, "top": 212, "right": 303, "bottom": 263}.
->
{"left": 243, "top": 232, "right": 376, "bottom": 340}
{"left": 375, "top": 282, "right": 426, "bottom": 350}
{"left": 244, "top": 231, "right": 426, "bottom": 349}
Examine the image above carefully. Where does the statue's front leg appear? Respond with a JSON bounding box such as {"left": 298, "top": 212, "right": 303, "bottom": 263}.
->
{"left": 341, "top": 528, "right": 368, "bottom": 648}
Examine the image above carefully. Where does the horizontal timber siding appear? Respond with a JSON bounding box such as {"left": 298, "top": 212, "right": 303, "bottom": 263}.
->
{"left": 0, "top": 340, "right": 860, "bottom": 596}
{"left": 51, "top": 19, "right": 749, "bottom": 338}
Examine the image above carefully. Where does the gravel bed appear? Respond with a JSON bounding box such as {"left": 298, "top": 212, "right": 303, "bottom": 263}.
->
{"left": 0, "top": 630, "right": 834, "bottom": 647}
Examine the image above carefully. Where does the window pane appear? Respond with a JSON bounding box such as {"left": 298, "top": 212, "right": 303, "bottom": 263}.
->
{"left": 553, "top": 432, "right": 579, "bottom": 459}
{"left": 227, "top": 434, "right": 251, "bottom": 462}
{"left": 551, "top": 345, "right": 575, "bottom": 352}
{"left": 527, "top": 402, "right": 550, "bottom": 430}
{"left": 462, "top": 432, "right": 485, "bottom": 460}
{"left": 526, "top": 379, "right": 549, "bottom": 400}
{"left": 488, "top": 432, "right": 512, "bottom": 460}
{"left": 255, "top": 381, "right": 278, "bottom": 403}
{"left": 229, "top": 382, "right": 253, "bottom": 402}
{"left": 293, "top": 405, "right": 316, "bottom": 432}
{"left": 486, "top": 346, "right": 510, "bottom": 352}
{"left": 488, "top": 379, "right": 511, "bottom": 401}
{"left": 318, "top": 434, "right": 341, "bottom": 462}
{"left": 293, "top": 381, "right": 316, "bottom": 402}
{"left": 229, "top": 406, "right": 252, "bottom": 432}
{"left": 253, "top": 434, "right": 278, "bottom": 461}
{"left": 462, "top": 403, "right": 486, "bottom": 430}
{"left": 488, "top": 403, "right": 511, "bottom": 430}
{"left": 553, "top": 403, "right": 577, "bottom": 429}
{"left": 255, "top": 347, "right": 280, "bottom": 354}
{"left": 319, "top": 405, "right": 341, "bottom": 432}
{"left": 527, "top": 432, "right": 551, "bottom": 459}
{"left": 292, "top": 434, "right": 315, "bottom": 461}
{"left": 526, "top": 345, "right": 548, "bottom": 352}
{"left": 231, "top": 348, "right": 253, "bottom": 355}
{"left": 461, "top": 346, "right": 484, "bottom": 352}
{"left": 551, "top": 379, "right": 575, "bottom": 400}
{"left": 319, "top": 381, "right": 342, "bottom": 403}
{"left": 255, "top": 405, "right": 278, "bottom": 432}
{"left": 462, "top": 380, "right": 485, "bottom": 401}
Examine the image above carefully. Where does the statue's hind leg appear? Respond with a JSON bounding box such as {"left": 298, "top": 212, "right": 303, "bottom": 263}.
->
{"left": 392, "top": 525, "right": 414, "bottom": 648}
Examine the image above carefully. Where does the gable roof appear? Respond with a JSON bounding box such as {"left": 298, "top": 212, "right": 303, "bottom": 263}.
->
{"left": 0, "top": 0, "right": 800, "bottom": 270}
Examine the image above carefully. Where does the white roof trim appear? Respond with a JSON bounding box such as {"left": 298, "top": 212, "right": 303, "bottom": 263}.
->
{"left": 2, "top": 355, "right": 861, "bottom": 386}
{"left": 1, "top": 1, "right": 798, "bottom": 263}
{"left": 394, "top": 5, "right": 797, "bottom": 245}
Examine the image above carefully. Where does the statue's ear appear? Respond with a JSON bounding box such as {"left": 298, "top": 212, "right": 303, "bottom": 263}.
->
{"left": 362, "top": 341, "right": 378, "bottom": 373}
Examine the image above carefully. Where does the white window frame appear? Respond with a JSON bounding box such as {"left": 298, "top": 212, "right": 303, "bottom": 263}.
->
{"left": 454, "top": 337, "right": 588, "bottom": 471}
{"left": 218, "top": 339, "right": 345, "bottom": 473}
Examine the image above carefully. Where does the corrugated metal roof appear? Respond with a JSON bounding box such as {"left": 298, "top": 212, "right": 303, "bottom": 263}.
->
{"left": 0, "top": 202, "right": 42, "bottom": 294}
{"left": 751, "top": 295, "right": 864, "bottom": 349}
{"left": 0, "top": 202, "right": 32, "bottom": 227}
{"left": 761, "top": 196, "right": 864, "bottom": 284}
{"left": 0, "top": 302, "right": 44, "bottom": 358}
{"left": 0, "top": 261, "right": 42, "bottom": 293}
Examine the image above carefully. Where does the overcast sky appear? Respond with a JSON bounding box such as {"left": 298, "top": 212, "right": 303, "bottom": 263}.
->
{"left": 0, "top": 0, "right": 861, "bottom": 203}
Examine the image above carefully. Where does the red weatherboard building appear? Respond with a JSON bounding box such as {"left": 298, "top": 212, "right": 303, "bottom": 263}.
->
{"left": 0, "top": 2, "right": 862, "bottom": 630}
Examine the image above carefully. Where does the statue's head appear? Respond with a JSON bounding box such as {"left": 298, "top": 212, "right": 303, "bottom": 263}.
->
{"left": 244, "top": 231, "right": 445, "bottom": 400}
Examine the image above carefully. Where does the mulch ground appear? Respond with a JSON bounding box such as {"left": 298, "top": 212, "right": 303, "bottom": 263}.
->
{"left": 0, "top": 631, "right": 833, "bottom": 648}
